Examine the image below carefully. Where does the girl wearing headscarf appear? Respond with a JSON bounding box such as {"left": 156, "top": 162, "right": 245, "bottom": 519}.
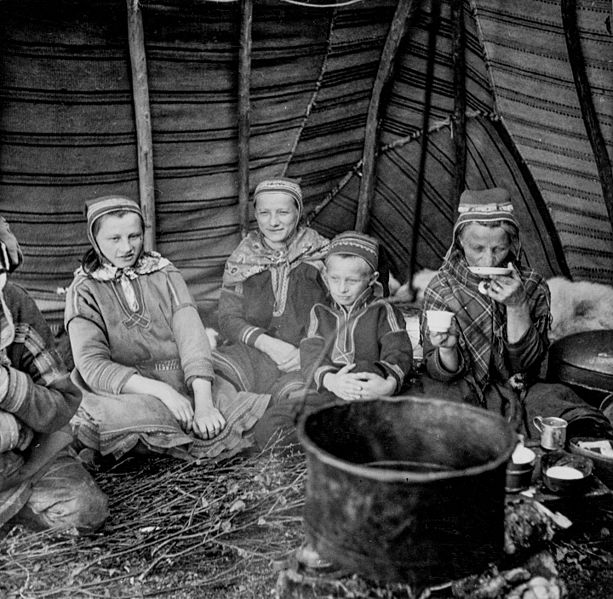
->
{"left": 214, "top": 178, "right": 330, "bottom": 395}
{"left": 65, "top": 196, "right": 270, "bottom": 461}
{"left": 420, "top": 188, "right": 612, "bottom": 441}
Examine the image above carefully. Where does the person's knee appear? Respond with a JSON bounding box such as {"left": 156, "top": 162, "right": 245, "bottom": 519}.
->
{"left": 22, "top": 454, "right": 110, "bottom": 533}
{"left": 68, "top": 479, "right": 109, "bottom": 532}
{"left": 38, "top": 478, "right": 109, "bottom": 532}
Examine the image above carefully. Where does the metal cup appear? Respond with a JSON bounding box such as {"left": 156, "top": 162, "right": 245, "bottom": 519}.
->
{"left": 533, "top": 416, "right": 567, "bottom": 450}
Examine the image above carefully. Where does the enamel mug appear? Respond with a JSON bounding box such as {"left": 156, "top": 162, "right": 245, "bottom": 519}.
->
{"left": 533, "top": 416, "right": 567, "bottom": 450}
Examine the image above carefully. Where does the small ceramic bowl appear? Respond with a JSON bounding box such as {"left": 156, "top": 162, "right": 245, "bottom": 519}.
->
{"left": 569, "top": 436, "right": 613, "bottom": 490}
{"left": 541, "top": 451, "right": 593, "bottom": 495}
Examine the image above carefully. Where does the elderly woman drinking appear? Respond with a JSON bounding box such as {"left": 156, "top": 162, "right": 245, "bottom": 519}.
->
{"left": 65, "top": 196, "right": 270, "bottom": 461}
{"left": 214, "top": 178, "right": 330, "bottom": 395}
{"left": 420, "top": 188, "right": 612, "bottom": 441}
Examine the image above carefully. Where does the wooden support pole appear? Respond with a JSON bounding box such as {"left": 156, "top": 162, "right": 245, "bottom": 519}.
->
{"left": 126, "top": 0, "right": 156, "bottom": 251}
{"left": 561, "top": 0, "right": 613, "bottom": 243}
{"left": 451, "top": 0, "right": 466, "bottom": 205}
{"left": 238, "top": 0, "right": 253, "bottom": 239}
{"left": 406, "top": 0, "right": 441, "bottom": 291}
{"left": 355, "top": 0, "right": 418, "bottom": 233}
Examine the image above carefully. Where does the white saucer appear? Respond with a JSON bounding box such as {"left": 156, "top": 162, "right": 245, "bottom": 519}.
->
{"left": 469, "top": 266, "right": 513, "bottom": 277}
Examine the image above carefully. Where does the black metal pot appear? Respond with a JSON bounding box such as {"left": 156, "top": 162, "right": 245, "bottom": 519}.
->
{"left": 298, "top": 396, "right": 516, "bottom": 589}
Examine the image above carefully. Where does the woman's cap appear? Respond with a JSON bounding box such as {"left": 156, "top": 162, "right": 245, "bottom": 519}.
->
{"left": 455, "top": 188, "right": 519, "bottom": 229}
{"left": 85, "top": 196, "right": 143, "bottom": 249}
{"left": 85, "top": 196, "right": 142, "bottom": 223}
{"left": 327, "top": 231, "right": 379, "bottom": 273}
{"left": 253, "top": 178, "right": 303, "bottom": 213}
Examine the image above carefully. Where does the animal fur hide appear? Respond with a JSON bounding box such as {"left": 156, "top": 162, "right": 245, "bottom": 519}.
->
{"left": 547, "top": 277, "right": 613, "bottom": 342}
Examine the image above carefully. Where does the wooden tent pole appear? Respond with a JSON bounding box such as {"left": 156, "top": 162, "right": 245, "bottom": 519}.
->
{"left": 238, "top": 0, "right": 253, "bottom": 239}
{"left": 561, "top": 0, "right": 613, "bottom": 241}
{"left": 126, "top": 0, "right": 156, "bottom": 250}
{"left": 451, "top": 0, "right": 466, "bottom": 204}
{"left": 355, "top": 0, "right": 418, "bottom": 233}
{"left": 406, "top": 0, "right": 441, "bottom": 291}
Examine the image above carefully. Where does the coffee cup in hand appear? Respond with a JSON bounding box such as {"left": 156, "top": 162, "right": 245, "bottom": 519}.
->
{"left": 426, "top": 310, "right": 454, "bottom": 333}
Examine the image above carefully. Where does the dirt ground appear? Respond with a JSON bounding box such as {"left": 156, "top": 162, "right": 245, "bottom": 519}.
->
{"left": 1, "top": 449, "right": 613, "bottom": 599}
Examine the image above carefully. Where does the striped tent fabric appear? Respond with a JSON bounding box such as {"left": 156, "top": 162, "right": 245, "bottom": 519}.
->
{"left": 0, "top": 0, "right": 611, "bottom": 325}
{"left": 473, "top": 0, "right": 613, "bottom": 281}
{"left": 308, "top": 0, "right": 572, "bottom": 280}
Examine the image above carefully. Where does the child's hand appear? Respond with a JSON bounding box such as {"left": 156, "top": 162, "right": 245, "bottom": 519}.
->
{"left": 193, "top": 405, "right": 226, "bottom": 440}
{"left": 123, "top": 375, "right": 194, "bottom": 431}
{"left": 156, "top": 386, "right": 195, "bottom": 432}
{"left": 277, "top": 346, "right": 301, "bottom": 372}
{"left": 192, "top": 378, "right": 226, "bottom": 439}
{"left": 355, "top": 372, "right": 396, "bottom": 399}
{"left": 256, "top": 336, "right": 300, "bottom": 372}
{"left": 323, "top": 364, "right": 363, "bottom": 401}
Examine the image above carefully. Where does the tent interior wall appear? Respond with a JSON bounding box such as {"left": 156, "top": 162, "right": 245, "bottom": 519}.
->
{"left": 1, "top": 0, "right": 611, "bottom": 326}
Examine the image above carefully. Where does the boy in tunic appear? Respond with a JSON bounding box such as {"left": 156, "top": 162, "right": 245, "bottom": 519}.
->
{"left": 253, "top": 231, "right": 413, "bottom": 449}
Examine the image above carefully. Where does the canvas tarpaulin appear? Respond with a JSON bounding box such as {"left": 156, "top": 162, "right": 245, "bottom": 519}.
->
{"left": 0, "top": 0, "right": 611, "bottom": 322}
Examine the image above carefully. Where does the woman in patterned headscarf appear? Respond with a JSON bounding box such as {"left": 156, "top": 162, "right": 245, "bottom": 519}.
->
{"left": 214, "top": 178, "right": 330, "bottom": 395}
{"left": 65, "top": 196, "right": 270, "bottom": 461}
{"left": 420, "top": 188, "right": 612, "bottom": 441}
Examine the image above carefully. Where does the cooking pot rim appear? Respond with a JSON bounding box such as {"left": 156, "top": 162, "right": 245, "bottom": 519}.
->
{"left": 297, "top": 396, "right": 517, "bottom": 483}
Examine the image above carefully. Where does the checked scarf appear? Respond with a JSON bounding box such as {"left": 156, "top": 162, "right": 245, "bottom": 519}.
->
{"left": 423, "top": 250, "right": 550, "bottom": 391}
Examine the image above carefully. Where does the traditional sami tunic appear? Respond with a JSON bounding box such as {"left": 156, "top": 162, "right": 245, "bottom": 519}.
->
{"left": 252, "top": 287, "right": 413, "bottom": 450}
{"left": 65, "top": 257, "right": 269, "bottom": 460}
{"left": 301, "top": 287, "right": 413, "bottom": 392}
{"left": 214, "top": 227, "right": 329, "bottom": 394}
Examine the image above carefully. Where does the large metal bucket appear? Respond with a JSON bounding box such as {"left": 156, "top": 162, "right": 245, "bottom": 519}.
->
{"left": 298, "top": 396, "right": 516, "bottom": 587}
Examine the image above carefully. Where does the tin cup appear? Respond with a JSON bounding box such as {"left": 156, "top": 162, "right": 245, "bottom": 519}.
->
{"left": 533, "top": 416, "right": 567, "bottom": 451}
{"left": 505, "top": 444, "right": 536, "bottom": 492}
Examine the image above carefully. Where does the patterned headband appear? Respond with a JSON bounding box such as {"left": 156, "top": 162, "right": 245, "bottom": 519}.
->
{"left": 253, "top": 178, "right": 303, "bottom": 213}
{"left": 453, "top": 187, "right": 520, "bottom": 232}
{"left": 327, "top": 231, "right": 379, "bottom": 272}
{"left": 85, "top": 196, "right": 143, "bottom": 250}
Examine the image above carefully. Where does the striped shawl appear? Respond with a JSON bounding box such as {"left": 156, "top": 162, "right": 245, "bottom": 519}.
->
{"left": 423, "top": 251, "right": 550, "bottom": 390}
